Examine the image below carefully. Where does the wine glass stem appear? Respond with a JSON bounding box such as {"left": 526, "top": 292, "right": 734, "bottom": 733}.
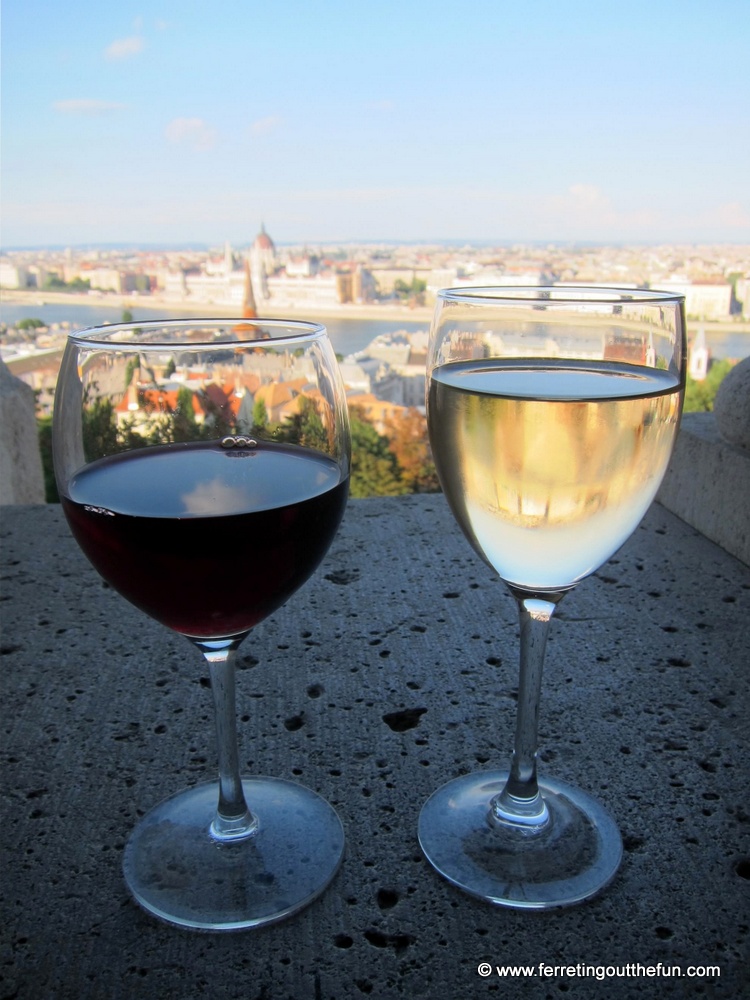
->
{"left": 491, "top": 595, "right": 560, "bottom": 828}
{"left": 200, "top": 643, "right": 258, "bottom": 841}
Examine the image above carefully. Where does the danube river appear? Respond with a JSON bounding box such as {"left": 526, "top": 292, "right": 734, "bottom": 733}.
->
{"left": 0, "top": 300, "right": 428, "bottom": 358}
{"left": 1, "top": 298, "right": 749, "bottom": 360}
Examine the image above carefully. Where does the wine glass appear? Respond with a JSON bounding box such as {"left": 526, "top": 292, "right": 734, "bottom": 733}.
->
{"left": 53, "top": 318, "right": 351, "bottom": 930}
{"left": 419, "top": 286, "right": 686, "bottom": 908}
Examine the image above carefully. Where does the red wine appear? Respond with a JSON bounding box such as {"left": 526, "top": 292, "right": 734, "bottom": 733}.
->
{"left": 61, "top": 441, "right": 348, "bottom": 639}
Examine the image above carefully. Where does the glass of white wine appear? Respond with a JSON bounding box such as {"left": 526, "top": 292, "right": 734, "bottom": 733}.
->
{"left": 419, "top": 286, "right": 686, "bottom": 908}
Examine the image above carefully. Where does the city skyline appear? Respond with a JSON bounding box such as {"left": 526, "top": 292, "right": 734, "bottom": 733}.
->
{"left": 2, "top": 0, "right": 749, "bottom": 247}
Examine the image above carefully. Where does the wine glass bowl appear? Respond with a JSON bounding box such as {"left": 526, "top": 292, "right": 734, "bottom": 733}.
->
{"left": 419, "top": 287, "right": 685, "bottom": 908}
{"left": 53, "top": 319, "right": 350, "bottom": 930}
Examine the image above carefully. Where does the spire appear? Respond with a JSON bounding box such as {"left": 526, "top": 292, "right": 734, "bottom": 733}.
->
{"left": 232, "top": 256, "right": 259, "bottom": 339}
{"left": 243, "top": 257, "right": 257, "bottom": 319}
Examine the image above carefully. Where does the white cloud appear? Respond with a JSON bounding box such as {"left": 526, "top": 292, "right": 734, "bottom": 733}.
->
{"left": 704, "top": 201, "right": 750, "bottom": 229}
{"left": 52, "top": 99, "right": 127, "bottom": 115}
{"left": 544, "top": 183, "right": 658, "bottom": 235}
{"left": 567, "top": 183, "right": 610, "bottom": 209}
{"left": 249, "top": 116, "right": 282, "bottom": 137}
{"left": 181, "top": 479, "right": 250, "bottom": 515}
{"left": 104, "top": 36, "right": 144, "bottom": 60}
{"left": 165, "top": 117, "right": 219, "bottom": 151}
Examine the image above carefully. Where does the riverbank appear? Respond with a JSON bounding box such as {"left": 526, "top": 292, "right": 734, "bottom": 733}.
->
{"left": 5, "top": 289, "right": 750, "bottom": 336}
{"left": 4, "top": 290, "right": 750, "bottom": 368}
{"left": 1, "top": 290, "right": 435, "bottom": 324}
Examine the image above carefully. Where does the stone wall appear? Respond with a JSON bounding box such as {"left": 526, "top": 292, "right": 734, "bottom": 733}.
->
{"left": 657, "top": 358, "right": 750, "bottom": 567}
{"left": 0, "top": 358, "right": 44, "bottom": 504}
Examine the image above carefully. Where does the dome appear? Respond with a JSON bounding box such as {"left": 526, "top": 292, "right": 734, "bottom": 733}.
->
{"left": 254, "top": 223, "right": 274, "bottom": 251}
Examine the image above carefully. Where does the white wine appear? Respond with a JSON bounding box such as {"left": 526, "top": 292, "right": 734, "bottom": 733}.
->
{"left": 428, "top": 358, "right": 682, "bottom": 591}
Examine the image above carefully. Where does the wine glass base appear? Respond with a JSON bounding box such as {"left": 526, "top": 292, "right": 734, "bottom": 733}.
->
{"left": 123, "top": 777, "right": 344, "bottom": 931}
{"left": 418, "top": 771, "right": 622, "bottom": 910}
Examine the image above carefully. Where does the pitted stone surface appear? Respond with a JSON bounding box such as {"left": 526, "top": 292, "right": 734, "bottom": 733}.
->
{"left": 1, "top": 499, "right": 749, "bottom": 999}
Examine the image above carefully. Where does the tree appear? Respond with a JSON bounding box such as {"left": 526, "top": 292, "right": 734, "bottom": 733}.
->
{"left": 684, "top": 359, "right": 733, "bottom": 413}
{"left": 42, "top": 275, "right": 90, "bottom": 292}
{"left": 43, "top": 275, "right": 67, "bottom": 290}
{"left": 18, "top": 317, "right": 45, "bottom": 330}
{"left": 37, "top": 415, "right": 58, "bottom": 503}
{"left": 81, "top": 394, "right": 119, "bottom": 461}
{"left": 173, "top": 386, "right": 200, "bottom": 442}
{"left": 121, "top": 309, "right": 134, "bottom": 323}
{"left": 274, "top": 396, "right": 329, "bottom": 453}
{"left": 252, "top": 398, "right": 269, "bottom": 432}
{"left": 383, "top": 407, "right": 439, "bottom": 493}
{"left": 349, "top": 409, "right": 409, "bottom": 498}
{"left": 393, "top": 276, "right": 427, "bottom": 306}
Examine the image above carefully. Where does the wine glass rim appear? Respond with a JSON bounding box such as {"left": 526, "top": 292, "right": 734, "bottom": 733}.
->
{"left": 437, "top": 285, "right": 685, "bottom": 306}
{"left": 65, "top": 316, "right": 328, "bottom": 349}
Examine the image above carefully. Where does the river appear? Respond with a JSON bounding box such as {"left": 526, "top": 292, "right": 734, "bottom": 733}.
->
{"left": 1, "top": 299, "right": 748, "bottom": 360}
{"left": 0, "top": 301, "right": 427, "bottom": 358}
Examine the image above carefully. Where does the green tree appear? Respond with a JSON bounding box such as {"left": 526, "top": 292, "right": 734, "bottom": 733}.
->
{"left": 121, "top": 309, "right": 134, "bottom": 323}
{"left": 18, "top": 317, "right": 45, "bottom": 330}
{"left": 117, "top": 416, "right": 151, "bottom": 451}
{"left": 252, "top": 398, "right": 269, "bottom": 432}
{"left": 43, "top": 275, "right": 67, "bottom": 290}
{"left": 37, "top": 415, "right": 59, "bottom": 503}
{"left": 41, "top": 275, "right": 90, "bottom": 292}
{"left": 393, "top": 277, "right": 427, "bottom": 306}
{"left": 684, "top": 359, "right": 733, "bottom": 412}
{"left": 173, "top": 386, "right": 200, "bottom": 442}
{"left": 82, "top": 394, "right": 119, "bottom": 461}
{"left": 275, "top": 396, "right": 329, "bottom": 452}
{"left": 349, "top": 410, "right": 408, "bottom": 498}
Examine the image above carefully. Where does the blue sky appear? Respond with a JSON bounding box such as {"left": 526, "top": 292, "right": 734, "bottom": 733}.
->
{"left": 2, "top": 0, "right": 749, "bottom": 247}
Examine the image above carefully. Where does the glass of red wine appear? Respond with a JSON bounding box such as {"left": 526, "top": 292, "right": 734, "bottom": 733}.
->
{"left": 53, "top": 319, "right": 351, "bottom": 930}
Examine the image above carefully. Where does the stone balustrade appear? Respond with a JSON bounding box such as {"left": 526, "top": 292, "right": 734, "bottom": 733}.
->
{"left": 0, "top": 358, "right": 45, "bottom": 504}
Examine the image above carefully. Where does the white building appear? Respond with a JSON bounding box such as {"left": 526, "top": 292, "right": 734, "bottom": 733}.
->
{"left": 182, "top": 271, "right": 246, "bottom": 305}
{"left": 733, "top": 278, "right": 750, "bottom": 318}
{"left": 0, "top": 262, "right": 30, "bottom": 289}
{"left": 265, "top": 273, "right": 341, "bottom": 308}
{"left": 658, "top": 280, "right": 733, "bottom": 320}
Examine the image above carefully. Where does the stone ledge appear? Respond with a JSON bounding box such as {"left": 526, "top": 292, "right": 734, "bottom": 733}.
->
{"left": 1, "top": 499, "right": 748, "bottom": 998}
{"left": 658, "top": 412, "right": 750, "bottom": 566}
